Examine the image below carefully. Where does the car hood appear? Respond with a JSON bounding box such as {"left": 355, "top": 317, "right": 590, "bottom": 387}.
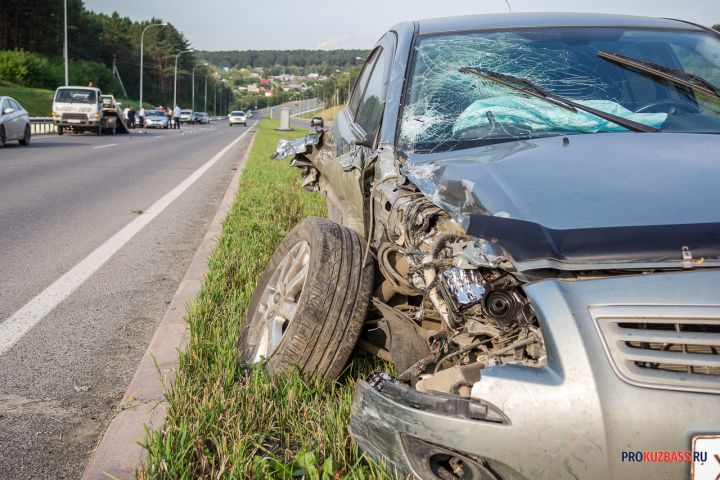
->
{"left": 403, "top": 133, "right": 720, "bottom": 268}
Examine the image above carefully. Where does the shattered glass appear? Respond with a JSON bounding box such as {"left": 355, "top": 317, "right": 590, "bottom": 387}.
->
{"left": 399, "top": 28, "right": 720, "bottom": 153}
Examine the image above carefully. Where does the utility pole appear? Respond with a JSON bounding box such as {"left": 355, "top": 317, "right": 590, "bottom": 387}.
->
{"left": 204, "top": 73, "right": 211, "bottom": 113}
{"left": 63, "top": 0, "right": 68, "bottom": 85}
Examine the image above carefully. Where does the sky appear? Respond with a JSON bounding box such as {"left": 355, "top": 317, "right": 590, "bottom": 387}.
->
{"left": 83, "top": 0, "right": 720, "bottom": 51}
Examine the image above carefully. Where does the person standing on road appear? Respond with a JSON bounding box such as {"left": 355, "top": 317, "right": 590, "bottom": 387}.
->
{"left": 166, "top": 106, "right": 173, "bottom": 128}
{"left": 127, "top": 107, "right": 136, "bottom": 128}
{"left": 138, "top": 107, "right": 146, "bottom": 128}
{"left": 173, "top": 105, "right": 182, "bottom": 130}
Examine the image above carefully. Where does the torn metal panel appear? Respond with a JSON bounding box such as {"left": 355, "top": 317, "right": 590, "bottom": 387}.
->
{"left": 271, "top": 133, "right": 321, "bottom": 160}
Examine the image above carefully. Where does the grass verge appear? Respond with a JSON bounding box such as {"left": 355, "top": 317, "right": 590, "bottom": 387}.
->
{"left": 139, "top": 118, "right": 390, "bottom": 479}
{"left": 0, "top": 82, "right": 54, "bottom": 116}
{"left": 296, "top": 104, "right": 345, "bottom": 122}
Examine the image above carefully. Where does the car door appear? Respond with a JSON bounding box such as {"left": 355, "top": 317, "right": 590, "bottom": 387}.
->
{"left": 10, "top": 99, "right": 26, "bottom": 137}
{"left": 1, "top": 98, "right": 18, "bottom": 140}
{"left": 322, "top": 34, "right": 396, "bottom": 236}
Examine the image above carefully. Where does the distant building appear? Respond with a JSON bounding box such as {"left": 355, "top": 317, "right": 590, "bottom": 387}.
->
{"left": 265, "top": 90, "right": 273, "bottom": 97}
{"left": 249, "top": 72, "right": 261, "bottom": 79}
{"left": 247, "top": 84, "right": 260, "bottom": 94}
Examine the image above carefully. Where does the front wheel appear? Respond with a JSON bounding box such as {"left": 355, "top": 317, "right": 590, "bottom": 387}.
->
{"left": 238, "top": 217, "right": 374, "bottom": 380}
{"left": 19, "top": 124, "right": 31, "bottom": 145}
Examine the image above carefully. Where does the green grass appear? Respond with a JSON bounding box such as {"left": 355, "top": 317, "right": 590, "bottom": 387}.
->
{"left": 139, "top": 118, "right": 391, "bottom": 479}
{"left": 0, "top": 82, "right": 54, "bottom": 116}
{"left": 296, "top": 104, "right": 345, "bottom": 121}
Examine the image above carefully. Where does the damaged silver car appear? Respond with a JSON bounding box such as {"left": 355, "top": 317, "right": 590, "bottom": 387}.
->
{"left": 239, "top": 13, "right": 720, "bottom": 480}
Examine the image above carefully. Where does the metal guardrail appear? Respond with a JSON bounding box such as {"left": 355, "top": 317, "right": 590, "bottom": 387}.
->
{"left": 29, "top": 117, "right": 57, "bottom": 135}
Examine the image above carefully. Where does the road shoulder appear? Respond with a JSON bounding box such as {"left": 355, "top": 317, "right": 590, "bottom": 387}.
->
{"left": 81, "top": 128, "right": 257, "bottom": 480}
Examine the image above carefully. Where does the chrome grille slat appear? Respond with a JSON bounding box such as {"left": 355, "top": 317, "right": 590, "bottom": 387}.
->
{"left": 606, "top": 323, "right": 720, "bottom": 346}
{"left": 617, "top": 343, "right": 719, "bottom": 368}
{"left": 591, "top": 305, "right": 720, "bottom": 393}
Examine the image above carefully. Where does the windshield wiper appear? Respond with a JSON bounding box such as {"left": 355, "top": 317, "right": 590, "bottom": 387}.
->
{"left": 598, "top": 51, "right": 720, "bottom": 100}
{"left": 460, "top": 66, "right": 659, "bottom": 133}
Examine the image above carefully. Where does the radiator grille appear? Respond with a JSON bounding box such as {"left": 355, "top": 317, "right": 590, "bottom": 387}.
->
{"left": 591, "top": 305, "right": 720, "bottom": 393}
{"left": 61, "top": 113, "right": 88, "bottom": 121}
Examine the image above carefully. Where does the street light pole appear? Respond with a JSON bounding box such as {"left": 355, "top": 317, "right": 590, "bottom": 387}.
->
{"left": 139, "top": 22, "right": 167, "bottom": 107}
{"left": 173, "top": 48, "right": 193, "bottom": 108}
{"left": 191, "top": 63, "right": 207, "bottom": 112}
{"left": 204, "top": 73, "right": 212, "bottom": 113}
{"left": 63, "top": 0, "right": 68, "bottom": 86}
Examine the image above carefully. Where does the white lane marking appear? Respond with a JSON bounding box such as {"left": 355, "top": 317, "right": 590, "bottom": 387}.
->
{"left": 92, "top": 143, "right": 117, "bottom": 149}
{"left": 0, "top": 127, "right": 255, "bottom": 356}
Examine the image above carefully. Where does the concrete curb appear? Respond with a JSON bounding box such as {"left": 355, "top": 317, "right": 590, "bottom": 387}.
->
{"left": 81, "top": 127, "right": 258, "bottom": 480}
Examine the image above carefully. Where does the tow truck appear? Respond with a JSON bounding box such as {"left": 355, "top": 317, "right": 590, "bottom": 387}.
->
{"left": 52, "top": 86, "right": 129, "bottom": 135}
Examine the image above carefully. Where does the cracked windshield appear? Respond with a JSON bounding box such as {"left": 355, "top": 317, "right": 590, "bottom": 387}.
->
{"left": 400, "top": 28, "right": 720, "bottom": 152}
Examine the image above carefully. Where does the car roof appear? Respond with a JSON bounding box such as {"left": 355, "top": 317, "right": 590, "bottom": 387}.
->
{"left": 396, "top": 12, "right": 706, "bottom": 35}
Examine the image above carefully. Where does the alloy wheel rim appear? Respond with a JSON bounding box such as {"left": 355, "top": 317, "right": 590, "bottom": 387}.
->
{"left": 249, "top": 241, "right": 310, "bottom": 363}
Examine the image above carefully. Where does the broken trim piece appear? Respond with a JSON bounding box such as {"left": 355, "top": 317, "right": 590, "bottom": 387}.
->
{"left": 367, "top": 372, "right": 510, "bottom": 424}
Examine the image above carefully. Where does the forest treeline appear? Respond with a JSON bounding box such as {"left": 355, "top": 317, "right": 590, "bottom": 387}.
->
{"left": 199, "top": 50, "right": 370, "bottom": 74}
{"left": 0, "top": 0, "right": 220, "bottom": 107}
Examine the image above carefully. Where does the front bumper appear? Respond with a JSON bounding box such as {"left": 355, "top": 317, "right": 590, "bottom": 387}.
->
{"left": 54, "top": 117, "right": 100, "bottom": 128}
{"left": 349, "top": 269, "right": 720, "bottom": 480}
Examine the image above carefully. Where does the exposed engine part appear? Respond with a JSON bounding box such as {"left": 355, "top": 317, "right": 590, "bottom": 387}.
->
{"left": 359, "top": 175, "right": 547, "bottom": 396}
{"left": 376, "top": 243, "right": 421, "bottom": 299}
{"left": 437, "top": 267, "right": 486, "bottom": 309}
{"left": 449, "top": 239, "right": 506, "bottom": 269}
{"left": 482, "top": 274, "right": 536, "bottom": 331}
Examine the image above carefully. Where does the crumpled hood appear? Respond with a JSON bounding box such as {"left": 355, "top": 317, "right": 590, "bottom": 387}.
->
{"left": 403, "top": 132, "right": 720, "bottom": 230}
{"left": 403, "top": 133, "right": 720, "bottom": 268}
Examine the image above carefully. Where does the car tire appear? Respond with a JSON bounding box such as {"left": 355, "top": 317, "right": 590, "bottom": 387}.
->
{"left": 57, "top": 126, "right": 64, "bottom": 136}
{"left": 238, "top": 217, "right": 374, "bottom": 380}
{"left": 19, "top": 124, "right": 31, "bottom": 145}
{"left": 0, "top": 126, "right": 5, "bottom": 147}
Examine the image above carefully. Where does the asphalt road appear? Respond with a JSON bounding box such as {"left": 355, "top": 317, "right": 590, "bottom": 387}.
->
{"left": 0, "top": 118, "right": 258, "bottom": 479}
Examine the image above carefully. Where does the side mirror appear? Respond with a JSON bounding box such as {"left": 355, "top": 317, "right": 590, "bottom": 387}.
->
{"left": 3, "top": 107, "right": 14, "bottom": 115}
{"left": 310, "top": 116, "right": 324, "bottom": 129}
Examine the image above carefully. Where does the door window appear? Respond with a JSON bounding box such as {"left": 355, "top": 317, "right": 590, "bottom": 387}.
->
{"left": 355, "top": 48, "right": 388, "bottom": 135}
{"left": 348, "top": 49, "right": 380, "bottom": 116}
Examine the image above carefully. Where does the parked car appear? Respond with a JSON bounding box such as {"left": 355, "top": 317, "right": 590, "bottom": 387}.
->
{"left": 179, "top": 109, "right": 193, "bottom": 123}
{"left": 191, "top": 111, "right": 209, "bottom": 124}
{"left": 0, "top": 96, "right": 31, "bottom": 146}
{"left": 241, "top": 13, "right": 720, "bottom": 480}
{"left": 144, "top": 109, "right": 169, "bottom": 129}
{"left": 228, "top": 111, "right": 247, "bottom": 126}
